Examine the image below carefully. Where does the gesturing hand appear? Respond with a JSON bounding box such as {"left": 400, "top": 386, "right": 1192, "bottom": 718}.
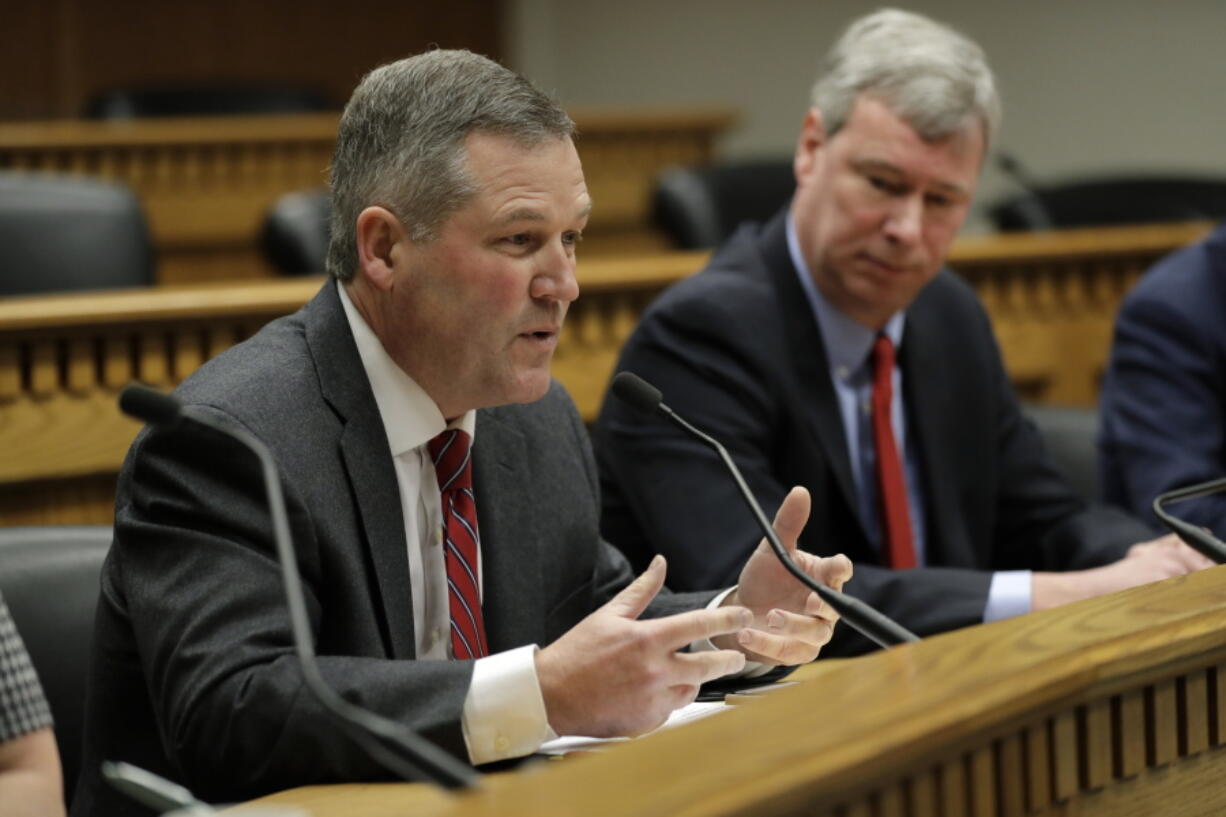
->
{"left": 720, "top": 486, "right": 854, "bottom": 665}
{"left": 535, "top": 554, "right": 753, "bottom": 738}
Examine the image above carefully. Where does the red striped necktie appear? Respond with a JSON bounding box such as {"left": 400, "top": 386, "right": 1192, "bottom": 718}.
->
{"left": 871, "top": 334, "right": 917, "bottom": 569}
{"left": 427, "top": 429, "right": 489, "bottom": 659}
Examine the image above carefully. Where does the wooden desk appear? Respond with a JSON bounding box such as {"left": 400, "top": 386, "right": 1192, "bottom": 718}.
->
{"left": 0, "top": 107, "right": 736, "bottom": 283}
{"left": 0, "top": 221, "right": 1211, "bottom": 526}
{"left": 235, "top": 566, "right": 1226, "bottom": 816}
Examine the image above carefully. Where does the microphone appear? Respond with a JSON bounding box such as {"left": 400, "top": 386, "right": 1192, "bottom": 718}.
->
{"left": 119, "top": 383, "right": 480, "bottom": 790}
{"left": 1152, "top": 477, "right": 1226, "bottom": 564}
{"left": 611, "top": 372, "right": 919, "bottom": 649}
{"left": 994, "top": 151, "right": 1054, "bottom": 231}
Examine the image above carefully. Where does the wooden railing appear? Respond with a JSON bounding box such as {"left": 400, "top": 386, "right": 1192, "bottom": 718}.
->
{"left": 0, "top": 108, "right": 737, "bottom": 284}
{"left": 0, "top": 221, "right": 1212, "bottom": 526}
{"left": 236, "top": 564, "right": 1226, "bottom": 817}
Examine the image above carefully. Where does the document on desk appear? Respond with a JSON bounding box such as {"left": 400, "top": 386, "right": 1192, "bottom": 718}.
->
{"left": 539, "top": 681, "right": 792, "bottom": 754}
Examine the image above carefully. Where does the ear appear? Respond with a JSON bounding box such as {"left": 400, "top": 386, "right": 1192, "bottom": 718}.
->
{"left": 794, "top": 107, "right": 827, "bottom": 184}
{"left": 354, "top": 206, "right": 405, "bottom": 292}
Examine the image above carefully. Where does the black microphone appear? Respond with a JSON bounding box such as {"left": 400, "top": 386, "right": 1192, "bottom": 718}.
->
{"left": 995, "top": 151, "right": 1054, "bottom": 231}
{"left": 1152, "top": 477, "right": 1226, "bottom": 565}
{"left": 119, "top": 383, "right": 480, "bottom": 790}
{"left": 611, "top": 372, "right": 919, "bottom": 649}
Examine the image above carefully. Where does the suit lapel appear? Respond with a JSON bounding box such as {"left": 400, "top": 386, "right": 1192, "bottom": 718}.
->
{"left": 757, "top": 215, "right": 865, "bottom": 540}
{"left": 900, "top": 280, "right": 977, "bottom": 568}
{"left": 471, "top": 409, "right": 544, "bottom": 651}
{"left": 306, "top": 280, "right": 417, "bottom": 659}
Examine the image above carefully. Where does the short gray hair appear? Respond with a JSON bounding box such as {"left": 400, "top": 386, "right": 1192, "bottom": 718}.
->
{"left": 326, "top": 50, "right": 575, "bottom": 281}
{"left": 811, "top": 8, "right": 1001, "bottom": 148}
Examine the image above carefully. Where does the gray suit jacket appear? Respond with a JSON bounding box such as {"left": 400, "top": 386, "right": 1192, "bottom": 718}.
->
{"left": 73, "top": 280, "right": 714, "bottom": 816}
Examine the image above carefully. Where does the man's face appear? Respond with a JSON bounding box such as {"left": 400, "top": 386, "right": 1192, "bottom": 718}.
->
{"left": 371, "top": 133, "right": 590, "bottom": 418}
{"left": 790, "top": 95, "right": 984, "bottom": 329}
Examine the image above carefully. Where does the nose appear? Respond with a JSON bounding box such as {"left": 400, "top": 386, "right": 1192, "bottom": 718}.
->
{"left": 531, "top": 242, "right": 580, "bottom": 304}
{"left": 882, "top": 194, "right": 923, "bottom": 247}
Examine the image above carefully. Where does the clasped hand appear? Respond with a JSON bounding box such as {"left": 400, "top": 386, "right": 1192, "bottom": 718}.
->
{"left": 536, "top": 486, "right": 852, "bottom": 738}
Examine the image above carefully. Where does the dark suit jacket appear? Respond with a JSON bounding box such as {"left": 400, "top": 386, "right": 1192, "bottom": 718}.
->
{"left": 73, "top": 280, "right": 714, "bottom": 816}
{"left": 1100, "top": 223, "right": 1226, "bottom": 535}
{"left": 595, "top": 210, "right": 1150, "bottom": 656}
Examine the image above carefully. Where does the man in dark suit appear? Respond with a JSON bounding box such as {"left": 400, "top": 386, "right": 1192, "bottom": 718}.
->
{"left": 72, "top": 51, "right": 852, "bottom": 816}
{"left": 1100, "top": 223, "right": 1226, "bottom": 536}
{"left": 595, "top": 9, "right": 1211, "bottom": 657}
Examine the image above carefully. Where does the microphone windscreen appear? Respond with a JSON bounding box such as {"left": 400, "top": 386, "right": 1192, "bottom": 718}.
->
{"left": 611, "top": 372, "right": 663, "bottom": 414}
{"left": 119, "top": 383, "right": 183, "bottom": 426}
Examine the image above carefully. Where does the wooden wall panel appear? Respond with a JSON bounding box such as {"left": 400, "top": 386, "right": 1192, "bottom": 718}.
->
{"left": 0, "top": 222, "right": 1212, "bottom": 526}
{"left": 0, "top": 0, "right": 501, "bottom": 121}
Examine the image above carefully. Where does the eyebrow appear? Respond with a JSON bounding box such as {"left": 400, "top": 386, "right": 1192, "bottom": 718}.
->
{"left": 854, "top": 159, "right": 971, "bottom": 197}
{"left": 494, "top": 201, "right": 593, "bottom": 226}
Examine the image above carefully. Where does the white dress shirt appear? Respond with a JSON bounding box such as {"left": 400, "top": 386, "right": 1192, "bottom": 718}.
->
{"left": 785, "top": 216, "right": 1031, "bottom": 621}
{"left": 338, "top": 284, "right": 553, "bottom": 765}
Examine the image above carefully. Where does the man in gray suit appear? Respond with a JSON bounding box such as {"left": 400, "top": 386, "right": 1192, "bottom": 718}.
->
{"left": 72, "top": 51, "right": 851, "bottom": 816}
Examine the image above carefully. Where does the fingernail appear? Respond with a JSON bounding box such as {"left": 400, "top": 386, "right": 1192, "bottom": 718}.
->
{"left": 738, "top": 629, "right": 753, "bottom": 646}
{"left": 767, "top": 611, "right": 784, "bottom": 630}
{"left": 739, "top": 608, "right": 754, "bottom": 627}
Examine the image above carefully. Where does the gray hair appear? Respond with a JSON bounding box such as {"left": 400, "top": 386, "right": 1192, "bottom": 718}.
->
{"left": 326, "top": 50, "right": 575, "bottom": 281}
{"left": 810, "top": 8, "right": 1001, "bottom": 147}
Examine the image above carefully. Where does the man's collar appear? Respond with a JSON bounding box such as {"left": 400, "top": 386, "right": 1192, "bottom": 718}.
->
{"left": 785, "top": 213, "right": 905, "bottom": 379}
{"left": 337, "top": 282, "right": 476, "bottom": 455}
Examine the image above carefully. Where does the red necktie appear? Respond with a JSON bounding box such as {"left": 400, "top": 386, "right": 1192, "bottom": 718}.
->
{"left": 427, "top": 429, "right": 489, "bottom": 659}
{"left": 871, "top": 335, "right": 917, "bottom": 569}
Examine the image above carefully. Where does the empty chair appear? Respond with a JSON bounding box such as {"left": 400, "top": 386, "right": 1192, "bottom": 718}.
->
{"left": 1023, "top": 404, "right": 1100, "bottom": 502}
{"left": 0, "top": 526, "right": 112, "bottom": 806}
{"left": 989, "top": 175, "right": 1226, "bottom": 232}
{"left": 260, "top": 189, "right": 331, "bottom": 276}
{"left": 651, "top": 159, "right": 795, "bottom": 250}
{"left": 86, "top": 85, "right": 333, "bottom": 119}
{"left": 0, "top": 172, "right": 154, "bottom": 296}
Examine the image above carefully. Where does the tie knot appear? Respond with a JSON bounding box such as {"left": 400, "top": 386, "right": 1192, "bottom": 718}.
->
{"left": 428, "top": 429, "right": 473, "bottom": 493}
{"left": 871, "top": 334, "right": 895, "bottom": 395}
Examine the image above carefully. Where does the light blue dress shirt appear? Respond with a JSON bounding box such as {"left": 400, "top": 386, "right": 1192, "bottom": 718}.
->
{"left": 785, "top": 216, "right": 1030, "bottom": 622}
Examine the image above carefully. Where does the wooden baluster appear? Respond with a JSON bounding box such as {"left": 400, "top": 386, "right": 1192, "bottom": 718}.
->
{"left": 65, "top": 337, "right": 96, "bottom": 396}
{"left": 29, "top": 340, "right": 59, "bottom": 398}
{"left": 1148, "top": 679, "right": 1179, "bottom": 767}
{"left": 1024, "top": 720, "right": 1052, "bottom": 812}
{"left": 995, "top": 734, "right": 1025, "bottom": 817}
{"left": 1116, "top": 689, "right": 1146, "bottom": 778}
{"left": 1052, "top": 709, "right": 1079, "bottom": 801}
{"left": 938, "top": 755, "right": 968, "bottom": 817}
{"left": 1081, "top": 700, "right": 1112, "bottom": 790}
{"left": 1182, "top": 671, "right": 1210, "bottom": 756}
{"left": 0, "top": 344, "right": 20, "bottom": 401}
{"left": 138, "top": 331, "right": 172, "bottom": 387}
{"left": 968, "top": 747, "right": 995, "bottom": 817}
{"left": 102, "top": 336, "right": 134, "bottom": 390}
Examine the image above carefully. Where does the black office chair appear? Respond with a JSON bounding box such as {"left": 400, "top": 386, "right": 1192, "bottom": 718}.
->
{"left": 0, "top": 172, "right": 154, "bottom": 296}
{"left": 651, "top": 158, "right": 796, "bottom": 250}
{"left": 260, "top": 189, "right": 331, "bottom": 276}
{"left": 85, "top": 85, "right": 334, "bottom": 119}
{"left": 990, "top": 175, "right": 1226, "bottom": 232}
{"left": 1022, "top": 404, "right": 1100, "bottom": 502}
{"left": 0, "top": 525, "right": 112, "bottom": 806}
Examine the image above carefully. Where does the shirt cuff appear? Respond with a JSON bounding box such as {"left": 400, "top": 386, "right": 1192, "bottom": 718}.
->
{"left": 983, "top": 570, "right": 1033, "bottom": 623}
{"left": 688, "top": 586, "right": 771, "bottom": 678}
{"left": 461, "top": 644, "right": 556, "bottom": 765}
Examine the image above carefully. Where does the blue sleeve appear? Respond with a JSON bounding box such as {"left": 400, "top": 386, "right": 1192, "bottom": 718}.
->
{"left": 1100, "top": 284, "right": 1226, "bottom": 536}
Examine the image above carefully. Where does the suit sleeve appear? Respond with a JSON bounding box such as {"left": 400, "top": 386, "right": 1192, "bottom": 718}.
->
{"left": 109, "top": 410, "right": 474, "bottom": 800}
{"left": 1100, "top": 291, "right": 1226, "bottom": 535}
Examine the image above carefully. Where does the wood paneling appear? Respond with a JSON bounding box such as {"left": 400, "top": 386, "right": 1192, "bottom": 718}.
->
{"left": 0, "top": 107, "right": 736, "bottom": 283}
{"left": 0, "top": 1, "right": 501, "bottom": 121}
{"left": 231, "top": 567, "right": 1226, "bottom": 817}
{"left": 0, "top": 221, "right": 1211, "bottom": 526}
